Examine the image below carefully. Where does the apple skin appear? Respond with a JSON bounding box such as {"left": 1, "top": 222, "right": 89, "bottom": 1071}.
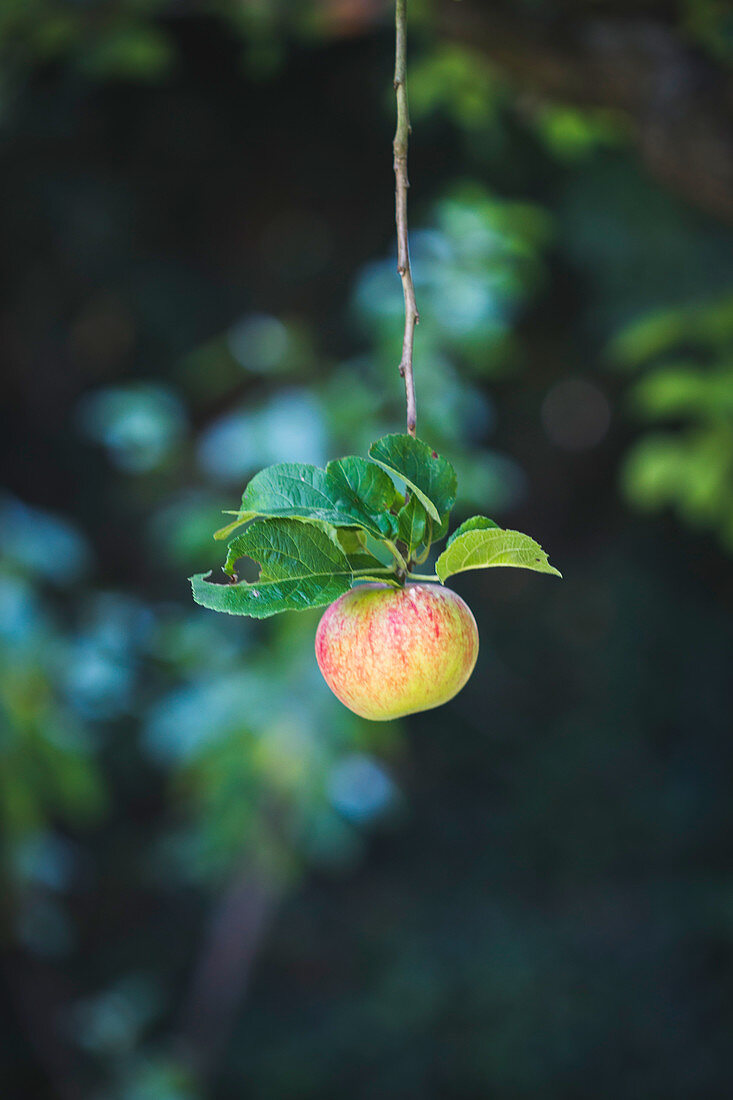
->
{"left": 315, "top": 581, "right": 479, "bottom": 721}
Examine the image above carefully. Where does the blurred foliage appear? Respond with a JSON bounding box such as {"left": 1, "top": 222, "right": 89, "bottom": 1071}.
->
{"left": 410, "top": 43, "right": 505, "bottom": 132}
{"left": 683, "top": 0, "right": 733, "bottom": 63}
{"left": 612, "top": 295, "right": 733, "bottom": 553}
{"left": 1, "top": 2, "right": 733, "bottom": 1099}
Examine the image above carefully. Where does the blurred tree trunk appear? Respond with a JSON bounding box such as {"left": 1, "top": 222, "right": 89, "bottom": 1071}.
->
{"left": 176, "top": 864, "right": 280, "bottom": 1083}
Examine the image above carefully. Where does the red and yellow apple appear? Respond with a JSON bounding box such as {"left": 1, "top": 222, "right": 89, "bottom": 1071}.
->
{"left": 315, "top": 581, "right": 479, "bottom": 721}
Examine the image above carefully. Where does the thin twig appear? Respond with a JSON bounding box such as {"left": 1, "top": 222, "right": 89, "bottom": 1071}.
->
{"left": 393, "top": 0, "right": 418, "bottom": 437}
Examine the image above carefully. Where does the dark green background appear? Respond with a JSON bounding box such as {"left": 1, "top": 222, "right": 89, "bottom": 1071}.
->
{"left": 1, "top": 3, "right": 733, "bottom": 1098}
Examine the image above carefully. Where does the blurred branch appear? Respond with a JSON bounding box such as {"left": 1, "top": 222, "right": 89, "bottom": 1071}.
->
{"left": 393, "top": 0, "right": 419, "bottom": 437}
{"left": 176, "top": 863, "right": 280, "bottom": 1082}
{"left": 442, "top": 2, "right": 733, "bottom": 222}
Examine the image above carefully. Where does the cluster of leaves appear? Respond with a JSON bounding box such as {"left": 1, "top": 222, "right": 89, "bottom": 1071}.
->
{"left": 191, "top": 433, "right": 560, "bottom": 618}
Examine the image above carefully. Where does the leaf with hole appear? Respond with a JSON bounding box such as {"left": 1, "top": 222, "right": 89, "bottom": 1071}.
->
{"left": 191, "top": 518, "right": 355, "bottom": 617}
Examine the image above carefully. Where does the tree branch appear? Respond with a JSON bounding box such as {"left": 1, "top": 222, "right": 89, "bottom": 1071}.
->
{"left": 393, "top": 0, "right": 418, "bottom": 437}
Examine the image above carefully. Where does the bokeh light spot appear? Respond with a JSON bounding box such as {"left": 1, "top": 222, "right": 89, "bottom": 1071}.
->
{"left": 328, "top": 753, "right": 396, "bottom": 824}
{"left": 197, "top": 389, "right": 327, "bottom": 482}
{"left": 77, "top": 384, "right": 186, "bottom": 473}
{"left": 228, "top": 313, "right": 290, "bottom": 374}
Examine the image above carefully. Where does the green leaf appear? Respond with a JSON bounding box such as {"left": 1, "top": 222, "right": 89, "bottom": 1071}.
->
{"left": 215, "top": 459, "right": 398, "bottom": 541}
{"left": 397, "top": 496, "right": 428, "bottom": 556}
{"left": 368, "top": 435, "right": 457, "bottom": 523}
{"left": 325, "top": 456, "right": 400, "bottom": 536}
{"left": 446, "top": 514, "right": 499, "bottom": 548}
{"left": 436, "top": 527, "right": 562, "bottom": 582}
{"left": 335, "top": 529, "right": 367, "bottom": 555}
{"left": 335, "top": 528, "right": 394, "bottom": 573}
{"left": 214, "top": 513, "right": 254, "bottom": 541}
{"left": 432, "top": 511, "right": 450, "bottom": 545}
{"left": 347, "top": 552, "right": 392, "bottom": 572}
{"left": 191, "top": 518, "right": 354, "bottom": 617}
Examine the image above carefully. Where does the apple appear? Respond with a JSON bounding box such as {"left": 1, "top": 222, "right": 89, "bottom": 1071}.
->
{"left": 315, "top": 581, "right": 479, "bottom": 721}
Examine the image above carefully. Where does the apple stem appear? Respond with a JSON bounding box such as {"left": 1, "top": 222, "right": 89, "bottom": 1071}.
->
{"left": 393, "top": 0, "right": 418, "bottom": 439}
